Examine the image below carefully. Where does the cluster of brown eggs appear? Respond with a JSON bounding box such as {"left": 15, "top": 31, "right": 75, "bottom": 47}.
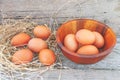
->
{"left": 11, "top": 25, "right": 56, "bottom": 66}
{"left": 64, "top": 29, "right": 104, "bottom": 55}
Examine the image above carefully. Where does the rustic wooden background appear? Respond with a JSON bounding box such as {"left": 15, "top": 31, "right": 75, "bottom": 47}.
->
{"left": 0, "top": 0, "right": 120, "bottom": 80}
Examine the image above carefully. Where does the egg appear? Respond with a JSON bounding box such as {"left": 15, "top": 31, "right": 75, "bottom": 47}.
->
{"left": 64, "top": 34, "right": 78, "bottom": 52}
{"left": 28, "top": 38, "right": 48, "bottom": 53}
{"left": 11, "top": 32, "right": 31, "bottom": 46}
{"left": 12, "top": 49, "right": 33, "bottom": 64}
{"left": 75, "top": 29, "right": 95, "bottom": 45}
{"left": 39, "top": 49, "right": 56, "bottom": 66}
{"left": 77, "top": 45, "right": 99, "bottom": 55}
{"left": 93, "top": 31, "right": 104, "bottom": 48}
{"left": 33, "top": 25, "right": 51, "bottom": 40}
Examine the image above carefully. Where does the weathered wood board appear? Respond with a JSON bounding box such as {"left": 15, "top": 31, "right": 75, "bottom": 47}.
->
{"left": 1, "top": 69, "right": 120, "bottom": 80}
{"left": 0, "top": 0, "right": 120, "bottom": 80}
{"left": 1, "top": 0, "right": 120, "bottom": 35}
{"left": 40, "top": 69, "right": 120, "bottom": 80}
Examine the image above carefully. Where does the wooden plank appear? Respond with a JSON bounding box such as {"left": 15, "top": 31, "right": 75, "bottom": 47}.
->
{"left": 42, "top": 69, "right": 120, "bottom": 80}
{"left": 1, "top": 69, "right": 120, "bottom": 80}
{"left": 1, "top": 0, "right": 120, "bottom": 35}
{"left": 1, "top": 0, "right": 86, "bottom": 11}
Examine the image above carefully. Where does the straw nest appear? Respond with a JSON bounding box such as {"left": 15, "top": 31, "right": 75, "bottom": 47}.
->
{"left": 0, "top": 0, "right": 90, "bottom": 79}
{"left": 0, "top": 18, "right": 66, "bottom": 80}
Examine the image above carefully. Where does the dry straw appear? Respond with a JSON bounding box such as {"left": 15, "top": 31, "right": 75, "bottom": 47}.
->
{"left": 0, "top": 0, "right": 90, "bottom": 79}
{"left": 0, "top": 18, "right": 65, "bottom": 80}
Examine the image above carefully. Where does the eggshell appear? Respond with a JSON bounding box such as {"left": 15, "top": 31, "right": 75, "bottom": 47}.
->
{"left": 11, "top": 32, "right": 31, "bottom": 46}
{"left": 12, "top": 49, "right": 33, "bottom": 64}
{"left": 39, "top": 49, "right": 56, "bottom": 66}
{"left": 77, "top": 45, "right": 99, "bottom": 55}
{"left": 76, "top": 29, "right": 95, "bottom": 45}
{"left": 33, "top": 25, "right": 51, "bottom": 40}
{"left": 64, "top": 34, "right": 78, "bottom": 52}
{"left": 93, "top": 31, "right": 104, "bottom": 48}
{"left": 28, "top": 38, "right": 48, "bottom": 53}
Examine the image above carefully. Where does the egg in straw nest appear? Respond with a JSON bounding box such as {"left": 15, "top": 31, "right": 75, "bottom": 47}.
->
{"left": 0, "top": 19, "right": 64, "bottom": 80}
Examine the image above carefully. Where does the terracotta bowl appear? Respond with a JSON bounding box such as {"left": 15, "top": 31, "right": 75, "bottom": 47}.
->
{"left": 56, "top": 19, "right": 116, "bottom": 64}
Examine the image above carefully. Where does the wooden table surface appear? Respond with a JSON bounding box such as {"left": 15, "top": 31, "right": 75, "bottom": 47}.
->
{"left": 0, "top": 0, "right": 120, "bottom": 80}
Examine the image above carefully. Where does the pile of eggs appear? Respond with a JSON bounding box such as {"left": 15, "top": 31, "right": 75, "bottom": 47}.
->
{"left": 64, "top": 29, "right": 104, "bottom": 55}
{"left": 11, "top": 25, "right": 56, "bottom": 66}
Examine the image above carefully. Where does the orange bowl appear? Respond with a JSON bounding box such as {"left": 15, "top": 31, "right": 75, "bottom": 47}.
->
{"left": 56, "top": 19, "right": 116, "bottom": 64}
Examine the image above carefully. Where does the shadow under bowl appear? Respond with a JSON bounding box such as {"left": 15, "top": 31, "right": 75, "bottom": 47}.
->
{"left": 56, "top": 19, "right": 116, "bottom": 64}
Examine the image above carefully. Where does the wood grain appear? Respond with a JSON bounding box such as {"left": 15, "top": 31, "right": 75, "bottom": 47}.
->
{"left": 1, "top": 69, "right": 120, "bottom": 80}
{"left": 0, "top": 0, "right": 120, "bottom": 80}
{"left": 0, "top": 0, "right": 120, "bottom": 35}
{"left": 43, "top": 69, "right": 120, "bottom": 80}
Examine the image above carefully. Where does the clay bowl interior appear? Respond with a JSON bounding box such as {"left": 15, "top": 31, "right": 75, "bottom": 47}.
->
{"left": 56, "top": 19, "right": 116, "bottom": 64}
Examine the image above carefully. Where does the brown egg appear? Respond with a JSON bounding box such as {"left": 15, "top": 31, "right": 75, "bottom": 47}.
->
{"left": 64, "top": 34, "right": 78, "bottom": 52}
{"left": 11, "top": 32, "right": 31, "bottom": 46}
{"left": 28, "top": 38, "right": 48, "bottom": 53}
{"left": 75, "top": 29, "right": 95, "bottom": 45}
{"left": 93, "top": 31, "right": 104, "bottom": 48}
{"left": 77, "top": 45, "right": 99, "bottom": 55}
{"left": 39, "top": 49, "right": 56, "bottom": 66}
{"left": 12, "top": 49, "right": 33, "bottom": 64}
{"left": 33, "top": 25, "right": 51, "bottom": 40}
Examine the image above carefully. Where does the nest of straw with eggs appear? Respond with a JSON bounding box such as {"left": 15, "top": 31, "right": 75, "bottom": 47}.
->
{"left": 0, "top": 18, "right": 65, "bottom": 80}
{"left": 0, "top": 0, "right": 86, "bottom": 79}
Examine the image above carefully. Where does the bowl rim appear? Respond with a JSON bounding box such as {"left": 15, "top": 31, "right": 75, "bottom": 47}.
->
{"left": 56, "top": 18, "right": 116, "bottom": 58}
